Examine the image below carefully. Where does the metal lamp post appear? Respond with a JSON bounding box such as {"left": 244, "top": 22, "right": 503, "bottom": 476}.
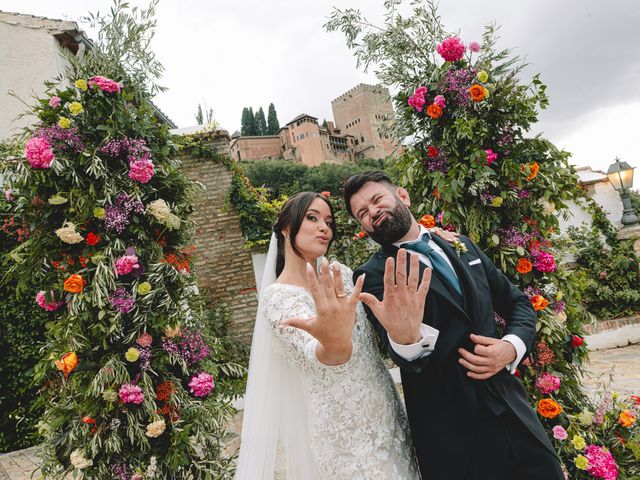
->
{"left": 606, "top": 157, "right": 639, "bottom": 226}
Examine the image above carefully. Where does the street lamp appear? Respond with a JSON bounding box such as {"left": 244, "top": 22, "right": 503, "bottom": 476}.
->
{"left": 606, "top": 157, "right": 639, "bottom": 226}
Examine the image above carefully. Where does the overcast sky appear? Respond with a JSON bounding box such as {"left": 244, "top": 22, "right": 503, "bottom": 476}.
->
{"left": 2, "top": 0, "right": 639, "bottom": 187}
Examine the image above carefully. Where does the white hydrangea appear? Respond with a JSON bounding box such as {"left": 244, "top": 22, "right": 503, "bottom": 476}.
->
{"left": 146, "top": 456, "right": 158, "bottom": 478}
{"left": 69, "top": 449, "right": 93, "bottom": 470}
{"left": 164, "top": 213, "right": 181, "bottom": 230}
{"left": 55, "top": 222, "right": 84, "bottom": 244}
{"left": 145, "top": 419, "right": 166, "bottom": 438}
{"left": 146, "top": 199, "right": 171, "bottom": 223}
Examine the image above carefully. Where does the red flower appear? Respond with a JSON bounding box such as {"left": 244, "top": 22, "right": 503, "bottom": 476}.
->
{"left": 79, "top": 256, "right": 88, "bottom": 268}
{"left": 321, "top": 191, "right": 331, "bottom": 198}
{"left": 630, "top": 395, "right": 640, "bottom": 406}
{"left": 428, "top": 146, "right": 439, "bottom": 158}
{"left": 513, "top": 369, "right": 521, "bottom": 378}
{"left": 571, "top": 335, "right": 584, "bottom": 348}
{"left": 86, "top": 232, "right": 100, "bottom": 245}
{"left": 82, "top": 416, "right": 96, "bottom": 424}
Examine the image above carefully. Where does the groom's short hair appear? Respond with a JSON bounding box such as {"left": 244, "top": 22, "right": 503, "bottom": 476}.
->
{"left": 343, "top": 171, "right": 395, "bottom": 217}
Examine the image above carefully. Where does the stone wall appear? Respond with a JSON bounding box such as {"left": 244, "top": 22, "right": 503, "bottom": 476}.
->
{"left": 176, "top": 130, "right": 258, "bottom": 340}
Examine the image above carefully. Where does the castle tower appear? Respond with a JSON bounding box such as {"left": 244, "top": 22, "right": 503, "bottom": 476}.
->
{"left": 331, "top": 84, "right": 400, "bottom": 160}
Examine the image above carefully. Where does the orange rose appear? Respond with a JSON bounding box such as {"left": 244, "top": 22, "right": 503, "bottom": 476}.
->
{"left": 468, "top": 84, "right": 486, "bottom": 102}
{"left": 64, "top": 273, "right": 85, "bottom": 293}
{"left": 619, "top": 410, "right": 637, "bottom": 428}
{"left": 426, "top": 104, "right": 443, "bottom": 119}
{"left": 357, "top": 231, "right": 366, "bottom": 239}
{"left": 525, "top": 161, "right": 540, "bottom": 181}
{"left": 55, "top": 352, "right": 78, "bottom": 378}
{"left": 531, "top": 294, "right": 549, "bottom": 311}
{"left": 419, "top": 214, "right": 436, "bottom": 228}
{"left": 516, "top": 258, "right": 533, "bottom": 274}
{"left": 537, "top": 398, "right": 562, "bottom": 419}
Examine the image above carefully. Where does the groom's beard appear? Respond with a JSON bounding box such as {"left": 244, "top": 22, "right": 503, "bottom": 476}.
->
{"left": 366, "top": 203, "right": 413, "bottom": 246}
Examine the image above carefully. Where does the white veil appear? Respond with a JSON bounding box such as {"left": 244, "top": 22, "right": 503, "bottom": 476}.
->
{"left": 235, "top": 233, "right": 321, "bottom": 479}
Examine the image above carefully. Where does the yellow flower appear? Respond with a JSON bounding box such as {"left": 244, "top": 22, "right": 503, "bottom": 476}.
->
{"left": 58, "top": 117, "right": 71, "bottom": 129}
{"left": 93, "top": 207, "right": 106, "bottom": 219}
{"left": 125, "top": 347, "right": 140, "bottom": 362}
{"left": 483, "top": 87, "right": 490, "bottom": 98}
{"left": 75, "top": 79, "right": 88, "bottom": 91}
{"left": 164, "top": 324, "right": 180, "bottom": 338}
{"left": 138, "top": 282, "right": 152, "bottom": 295}
{"left": 574, "top": 454, "right": 589, "bottom": 470}
{"left": 69, "top": 102, "right": 83, "bottom": 116}
{"left": 491, "top": 197, "right": 503, "bottom": 207}
{"left": 572, "top": 434, "right": 586, "bottom": 450}
{"left": 477, "top": 71, "right": 489, "bottom": 83}
{"left": 102, "top": 389, "right": 118, "bottom": 402}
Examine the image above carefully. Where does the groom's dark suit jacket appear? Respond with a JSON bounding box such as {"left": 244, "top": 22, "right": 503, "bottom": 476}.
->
{"left": 354, "top": 235, "right": 556, "bottom": 480}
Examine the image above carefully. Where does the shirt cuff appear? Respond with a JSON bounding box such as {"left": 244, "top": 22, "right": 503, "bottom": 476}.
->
{"left": 389, "top": 324, "right": 439, "bottom": 362}
{"left": 502, "top": 334, "right": 526, "bottom": 374}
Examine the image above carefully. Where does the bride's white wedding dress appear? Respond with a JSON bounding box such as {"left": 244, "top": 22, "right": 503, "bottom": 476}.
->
{"left": 261, "top": 263, "right": 420, "bottom": 479}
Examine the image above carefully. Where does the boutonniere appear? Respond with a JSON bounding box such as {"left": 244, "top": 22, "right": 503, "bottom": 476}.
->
{"left": 452, "top": 239, "right": 468, "bottom": 257}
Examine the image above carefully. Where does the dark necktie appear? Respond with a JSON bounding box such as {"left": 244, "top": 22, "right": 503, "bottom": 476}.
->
{"left": 402, "top": 233, "right": 463, "bottom": 296}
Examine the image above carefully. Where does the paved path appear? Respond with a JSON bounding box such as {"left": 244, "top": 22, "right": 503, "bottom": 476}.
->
{"left": 3, "top": 344, "right": 639, "bottom": 479}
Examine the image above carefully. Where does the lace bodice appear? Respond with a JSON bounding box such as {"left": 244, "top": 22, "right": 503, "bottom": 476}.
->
{"left": 262, "top": 263, "right": 420, "bottom": 479}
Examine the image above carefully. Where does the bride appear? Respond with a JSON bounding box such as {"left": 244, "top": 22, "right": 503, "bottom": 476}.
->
{"left": 235, "top": 191, "right": 422, "bottom": 479}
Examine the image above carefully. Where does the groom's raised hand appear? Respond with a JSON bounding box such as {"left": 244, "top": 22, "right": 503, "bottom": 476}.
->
{"left": 359, "top": 248, "right": 432, "bottom": 345}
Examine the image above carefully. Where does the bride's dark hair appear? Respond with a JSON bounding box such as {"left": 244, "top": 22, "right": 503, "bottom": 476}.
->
{"left": 273, "top": 192, "right": 337, "bottom": 276}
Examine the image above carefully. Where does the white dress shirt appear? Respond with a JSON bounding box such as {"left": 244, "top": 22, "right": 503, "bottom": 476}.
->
{"left": 388, "top": 225, "right": 526, "bottom": 374}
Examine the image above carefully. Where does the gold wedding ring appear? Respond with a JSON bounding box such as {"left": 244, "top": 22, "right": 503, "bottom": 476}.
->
{"left": 336, "top": 293, "right": 346, "bottom": 298}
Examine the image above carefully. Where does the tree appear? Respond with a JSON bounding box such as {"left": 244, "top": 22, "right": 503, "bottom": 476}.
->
{"left": 1, "top": 2, "right": 242, "bottom": 478}
{"left": 267, "top": 103, "right": 280, "bottom": 135}
{"left": 195, "top": 102, "right": 214, "bottom": 125}
{"left": 254, "top": 107, "right": 267, "bottom": 136}
{"left": 327, "top": 2, "right": 640, "bottom": 477}
{"left": 247, "top": 107, "right": 257, "bottom": 135}
{"left": 240, "top": 107, "right": 252, "bottom": 136}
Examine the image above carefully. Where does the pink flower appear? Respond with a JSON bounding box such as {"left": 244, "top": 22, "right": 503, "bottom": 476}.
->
{"left": 5, "top": 189, "right": 14, "bottom": 202}
{"left": 469, "top": 41, "right": 481, "bottom": 53}
{"left": 408, "top": 86, "right": 428, "bottom": 112}
{"left": 118, "top": 383, "right": 145, "bottom": 404}
{"left": 534, "top": 250, "right": 557, "bottom": 273}
{"left": 484, "top": 149, "right": 498, "bottom": 165}
{"left": 128, "top": 159, "right": 155, "bottom": 183}
{"left": 25, "top": 137, "right": 55, "bottom": 169}
{"left": 433, "top": 95, "right": 446, "bottom": 109}
{"left": 536, "top": 372, "right": 561, "bottom": 394}
{"left": 48, "top": 96, "right": 61, "bottom": 108}
{"left": 552, "top": 425, "right": 568, "bottom": 440}
{"left": 188, "top": 372, "right": 214, "bottom": 397}
{"left": 88, "top": 75, "right": 123, "bottom": 93}
{"left": 36, "top": 290, "right": 64, "bottom": 311}
{"left": 136, "top": 332, "right": 153, "bottom": 348}
{"left": 584, "top": 444, "right": 619, "bottom": 480}
{"left": 115, "top": 255, "right": 140, "bottom": 276}
{"left": 436, "top": 37, "right": 466, "bottom": 62}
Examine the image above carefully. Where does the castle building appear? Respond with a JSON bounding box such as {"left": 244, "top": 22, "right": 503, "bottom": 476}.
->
{"left": 229, "top": 84, "right": 400, "bottom": 166}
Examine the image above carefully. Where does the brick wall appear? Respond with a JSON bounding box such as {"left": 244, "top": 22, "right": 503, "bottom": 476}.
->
{"left": 177, "top": 131, "right": 258, "bottom": 341}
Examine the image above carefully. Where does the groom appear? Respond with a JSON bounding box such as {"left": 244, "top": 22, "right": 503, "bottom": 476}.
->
{"left": 344, "top": 172, "right": 563, "bottom": 480}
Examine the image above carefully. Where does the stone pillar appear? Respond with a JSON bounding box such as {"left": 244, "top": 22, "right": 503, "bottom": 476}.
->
{"left": 177, "top": 130, "right": 258, "bottom": 341}
{"left": 617, "top": 224, "right": 640, "bottom": 257}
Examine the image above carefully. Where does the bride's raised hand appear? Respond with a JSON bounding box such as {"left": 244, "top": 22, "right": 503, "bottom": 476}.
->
{"left": 281, "top": 258, "right": 365, "bottom": 365}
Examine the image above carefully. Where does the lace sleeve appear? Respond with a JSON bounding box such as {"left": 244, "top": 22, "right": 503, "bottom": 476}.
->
{"left": 262, "top": 284, "right": 358, "bottom": 376}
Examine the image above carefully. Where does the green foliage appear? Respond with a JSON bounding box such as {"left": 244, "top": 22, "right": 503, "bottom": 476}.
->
{"left": 194, "top": 102, "right": 214, "bottom": 125}
{"left": 266, "top": 103, "right": 280, "bottom": 135}
{"left": 0, "top": 2, "right": 243, "bottom": 477}
{"left": 327, "top": 1, "right": 639, "bottom": 477}
{"left": 254, "top": 107, "right": 267, "bottom": 136}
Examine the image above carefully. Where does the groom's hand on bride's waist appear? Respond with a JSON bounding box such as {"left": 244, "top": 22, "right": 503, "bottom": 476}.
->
{"left": 358, "top": 248, "right": 432, "bottom": 345}
{"left": 457, "top": 334, "right": 517, "bottom": 380}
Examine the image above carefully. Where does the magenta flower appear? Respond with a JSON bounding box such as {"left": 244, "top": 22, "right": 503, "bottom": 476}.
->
{"left": 118, "top": 383, "right": 144, "bottom": 404}
{"left": 115, "top": 254, "right": 140, "bottom": 276}
{"left": 88, "top": 75, "right": 123, "bottom": 93}
{"left": 468, "top": 41, "right": 481, "bottom": 53}
{"left": 535, "top": 372, "right": 561, "bottom": 394}
{"left": 128, "top": 159, "right": 155, "bottom": 183}
{"left": 109, "top": 288, "right": 135, "bottom": 313}
{"left": 484, "top": 149, "right": 498, "bottom": 165}
{"left": 36, "top": 290, "right": 64, "bottom": 311}
{"left": 188, "top": 372, "right": 214, "bottom": 397}
{"left": 584, "top": 444, "right": 619, "bottom": 480}
{"left": 552, "top": 425, "right": 568, "bottom": 440}
{"left": 534, "top": 250, "right": 557, "bottom": 273}
{"left": 433, "top": 95, "right": 446, "bottom": 109}
{"left": 408, "top": 86, "right": 428, "bottom": 112}
{"left": 436, "top": 37, "right": 466, "bottom": 62}
{"left": 5, "top": 189, "right": 14, "bottom": 202}
{"left": 48, "top": 96, "right": 61, "bottom": 108}
{"left": 25, "top": 137, "right": 54, "bottom": 169}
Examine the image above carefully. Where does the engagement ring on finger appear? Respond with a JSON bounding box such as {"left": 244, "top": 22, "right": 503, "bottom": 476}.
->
{"left": 336, "top": 293, "right": 346, "bottom": 298}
